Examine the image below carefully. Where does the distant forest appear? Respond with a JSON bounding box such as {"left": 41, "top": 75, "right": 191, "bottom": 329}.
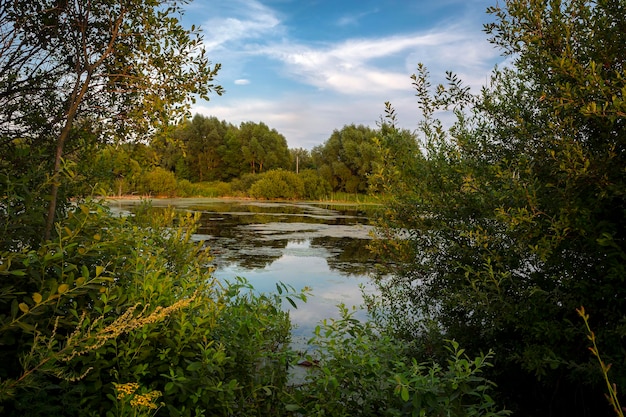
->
{"left": 78, "top": 113, "right": 418, "bottom": 199}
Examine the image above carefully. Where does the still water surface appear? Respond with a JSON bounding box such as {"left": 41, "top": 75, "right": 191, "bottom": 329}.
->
{"left": 107, "top": 198, "right": 378, "bottom": 344}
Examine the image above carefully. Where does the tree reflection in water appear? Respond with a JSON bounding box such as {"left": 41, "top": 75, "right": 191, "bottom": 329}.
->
{"left": 107, "top": 198, "right": 377, "bottom": 339}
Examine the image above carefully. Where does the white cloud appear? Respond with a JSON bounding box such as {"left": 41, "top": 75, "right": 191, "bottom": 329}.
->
{"left": 200, "top": 0, "right": 283, "bottom": 52}
{"left": 335, "top": 8, "right": 380, "bottom": 27}
{"left": 190, "top": 1, "right": 504, "bottom": 149}
{"left": 257, "top": 28, "right": 497, "bottom": 95}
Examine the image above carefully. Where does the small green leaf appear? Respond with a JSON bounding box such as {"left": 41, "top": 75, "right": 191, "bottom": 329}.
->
{"left": 186, "top": 362, "right": 202, "bottom": 372}
{"left": 401, "top": 386, "right": 410, "bottom": 402}
{"left": 286, "top": 297, "right": 297, "bottom": 309}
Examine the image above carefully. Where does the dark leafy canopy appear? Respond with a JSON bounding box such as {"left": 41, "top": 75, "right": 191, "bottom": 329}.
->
{"left": 151, "top": 116, "right": 292, "bottom": 182}
{"left": 0, "top": 0, "right": 223, "bottom": 241}
{"left": 312, "top": 124, "right": 382, "bottom": 193}
{"left": 372, "top": 1, "right": 626, "bottom": 416}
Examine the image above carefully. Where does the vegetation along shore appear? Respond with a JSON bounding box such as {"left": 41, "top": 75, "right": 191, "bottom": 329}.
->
{"left": 1, "top": 0, "right": 624, "bottom": 416}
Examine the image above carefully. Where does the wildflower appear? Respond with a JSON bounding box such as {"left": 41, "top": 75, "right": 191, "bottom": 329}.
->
{"left": 129, "top": 390, "right": 162, "bottom": 410}
{"left": 115, "top": 382, "right": 139, "bottom": 400}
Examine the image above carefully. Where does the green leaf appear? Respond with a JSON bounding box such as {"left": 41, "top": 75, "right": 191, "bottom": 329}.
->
{"left": 186, "top": 362, "right": 202, "bottom": 372}
{"left": 286, "top": 296, "right": 297, "bottom": 309}
{"left": 401, "top": 386, "right": 410, "bottom": 402}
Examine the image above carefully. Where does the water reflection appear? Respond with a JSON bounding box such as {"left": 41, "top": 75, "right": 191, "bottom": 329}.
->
{"left": 106, "top": 198, "right": 376, "bottom": 340}
{"left": 215, "top": 240, "right": 373, "bottom": 339}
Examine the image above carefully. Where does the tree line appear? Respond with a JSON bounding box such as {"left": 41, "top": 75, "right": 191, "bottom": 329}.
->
{"left": 77, "top": 115, "right": 418, "bottom": 200}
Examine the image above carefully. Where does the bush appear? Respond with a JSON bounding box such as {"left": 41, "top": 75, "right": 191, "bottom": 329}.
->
{"left": 299, "top": 169, "right": 331, "bottom": 200}
{"left": 0, "top": 201, "right": 307, "bottom": 416}
{"left": 249, "top": 169, "right": 304, "bottom": 200}
{"left": 230, "top": 173, "right": 262, "bottom": 196}
{"left": 139, "top": 167, "right": 178, "bottom": 197}
{"left": 287, "top": 305, "right": 509, "bottom": 417}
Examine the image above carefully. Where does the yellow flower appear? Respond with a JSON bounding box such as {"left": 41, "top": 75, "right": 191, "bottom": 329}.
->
{"left": 129, "top": 390, "right": 162, "bottom": 409}
{"left": 115, "top": 382, "right": 139, "bottom": 400}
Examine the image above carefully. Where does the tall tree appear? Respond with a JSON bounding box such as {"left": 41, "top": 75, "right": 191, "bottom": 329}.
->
{"left": 372, "top": 1, "right": 626, "bottom": 416}
{"left": 312, "top": 124, "right": 381, "bottom": 193}
{"left": 0, "top": 0, "right": 222, "bottom": 241}
{"left": 239, "top": 121, "right": 290, "bottom": 174}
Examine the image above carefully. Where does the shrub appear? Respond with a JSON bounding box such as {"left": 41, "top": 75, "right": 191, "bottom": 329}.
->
{"left": 287, "top": 305, "right": 509, "bottom": 417}
{"left": 0, "top": 201, "right": 306, "bottom": 416}
{"left": 249, "top": 169, "right": 304, "bottom": 200}
{"left": 299, "top": 169, "right": 331, "bottom": 200}
{"left": 139, "top": 167, "right": 178, "bottom": 197}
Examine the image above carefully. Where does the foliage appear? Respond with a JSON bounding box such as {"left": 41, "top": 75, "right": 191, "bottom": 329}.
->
{"left": 372, "top": 1, "right": 626, "bottom": 415}
{"left": 288, "top": 305, "right": 509, "bottom": 417}
{"left": 0, "top": 0, "right": 222, "bottom": 239}
{"left": 249, "top": 170, "right": 305, "bottom": 200}
{"left": 239, "top": 121, "right": 291, "bottom": 175}
{"left": 0, "top": 201, "right": 307, "bottom": 416}
{"left": 312, "top": 124, "right": 382, "bottom": 193}
{"left": 139, "top": 167, "right": 179, "bottom": 197}
{"left": 153, "top": 115, "right": 234, "bottom": 182}
{"left": 290, "top": 148, "right": 316, "bottom": 173}
{"left": 299, "top": 169, "right": 332, "bottom": 200}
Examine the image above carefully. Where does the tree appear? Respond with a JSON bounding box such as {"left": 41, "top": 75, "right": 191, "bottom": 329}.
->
{"left": 289, "top": 148, "right": 315, "bottom": 173}
{"left": 372, "top": 1, "right": 626, "bottom": 416}
{"left": 248, "top": 169, "right": 305, "bottom": 200}
{"left": 0, "top": 0, "right": 223, "bottom": 241}
{"left": 312, "top": 124, "right": 381, "bottom": 193}
{"left": 239, "top": 122, "right": 290, "bottom": 174}
{"left": 162, "top": 115, "right": 233, "bottom": 182}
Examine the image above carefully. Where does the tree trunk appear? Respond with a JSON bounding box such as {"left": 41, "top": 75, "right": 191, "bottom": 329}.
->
{"left": 43, "top": 73, "right": 92, "bottom": 242}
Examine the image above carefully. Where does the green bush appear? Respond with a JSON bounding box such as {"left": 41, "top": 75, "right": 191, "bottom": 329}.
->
{"left": 230, "top": 173, "right": 262, "bottom": 196}
{"left": 0, "top": 201, "right": 306, "bottom": 416}
{"left": 287, "top": 305, "right": 509, "bottom": 417}
{"left": 249, "top": 169, "right": 304, "bottom": 200}
{"left": 299, "top": 169, "right": 331, "bottom": 200}
{"left": 139, "top": 167, "right": 178, "bottom": 197}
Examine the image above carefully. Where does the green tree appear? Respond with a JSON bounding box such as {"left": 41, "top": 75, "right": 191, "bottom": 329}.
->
{"left": 372, "top": 1, "right": 626, "bottom": 416}
{"left": 312, "top": 124, "right": 381, "bottom": 193}
{"left": 0, "top": 0, "right": 223, "bottom": 241}
{"left": 299, "top": 169, "right": 331, "bottom": 200}
{"left": 290, "top": 148, "right": 315, "bottom": 173}
{"left": 239, "top": 122, "right": 290, "bottom": 174}
{"left": 161, "top": 115, "right": 233, "bottom": 182}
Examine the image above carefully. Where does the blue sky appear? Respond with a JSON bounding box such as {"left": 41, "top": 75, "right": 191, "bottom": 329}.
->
{"left": 184, "top": 0, "right": 504, "bottom": 149}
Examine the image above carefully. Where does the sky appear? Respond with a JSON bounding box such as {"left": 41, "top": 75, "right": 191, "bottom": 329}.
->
{"left": 183, "top": 0, "right": 505, "bottom": 149}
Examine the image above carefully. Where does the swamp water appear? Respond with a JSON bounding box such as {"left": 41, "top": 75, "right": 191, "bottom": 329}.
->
{"left": 107, "top": 198, "right": 379, "bottom": 348}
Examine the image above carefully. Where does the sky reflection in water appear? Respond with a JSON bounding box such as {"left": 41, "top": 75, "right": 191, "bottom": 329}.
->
{"left": 107, "top": 199, "right": 378, "bottom": 345}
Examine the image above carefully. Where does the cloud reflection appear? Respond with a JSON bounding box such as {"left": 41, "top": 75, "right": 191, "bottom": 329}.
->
{"left": 214, "top": 240, "right": 374, "bottom": 338}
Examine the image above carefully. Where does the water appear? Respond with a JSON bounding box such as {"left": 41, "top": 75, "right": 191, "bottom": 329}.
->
{"left": 106, "top": 198, "right": 378, "bottom": 345}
